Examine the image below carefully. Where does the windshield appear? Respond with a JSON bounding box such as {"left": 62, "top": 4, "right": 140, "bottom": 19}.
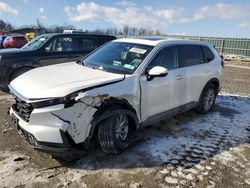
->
{"left": 21, "top": 35, "right": 49, "bottom": 50}
{"left": 82, "top": 42, "right": 153, "bottom": 74}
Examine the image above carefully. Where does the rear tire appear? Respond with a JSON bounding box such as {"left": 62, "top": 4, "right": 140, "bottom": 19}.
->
{"left": 98, "top": 113, "right": 130, "bottom": 154}
{"left": 196, "top": 84, "right": 216, "bottom": 114}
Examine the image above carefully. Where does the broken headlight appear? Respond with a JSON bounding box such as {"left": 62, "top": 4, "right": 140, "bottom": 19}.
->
{"left": 31, "top": 93, "right": 78, "bottom": 108}
{"left": 31, "top": 98, "right": 65, "bottom": 108}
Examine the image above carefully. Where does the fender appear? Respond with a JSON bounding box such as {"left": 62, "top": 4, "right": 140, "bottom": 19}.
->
{"left": 89, "top": 98, "right": 140, "bottom": 139}
{"left": 11, "top": 60, "right": 40, "bottom": 69}
{"left": 92, "top": 109, "right": 139, "bottom": 128}
{"left": 9, "top": 65, "right": 36, "bottom": 83}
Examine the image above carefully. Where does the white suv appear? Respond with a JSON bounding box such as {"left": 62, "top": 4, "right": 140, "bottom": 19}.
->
{"left": 9, "top": 38, "right": 222, "bottom": 158}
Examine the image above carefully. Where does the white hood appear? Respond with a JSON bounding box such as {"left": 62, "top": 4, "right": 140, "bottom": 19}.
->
{"left": 10, "top": 62, "right": 124, "bottom": 99}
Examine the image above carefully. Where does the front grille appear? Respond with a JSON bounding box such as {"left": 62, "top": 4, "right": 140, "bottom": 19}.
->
{"left": 12, "top": 97, "right": 33, "bottom": 122}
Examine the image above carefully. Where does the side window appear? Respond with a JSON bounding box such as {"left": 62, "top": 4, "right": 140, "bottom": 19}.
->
{"left": 45, "top": 37, "right": 73, "bottom": 52}
{"left": 4, "top": 36, "right": 11, "bottom": 42}
{"left": 148, "top": 46, "right": 177, "bottom": 70}
{"left": 202, "top": 46, "right": 214, "bottom": 63}
{"left": 178, "top": 45, "right": 203, "bottom": 67}
{"left": 78, "top": 38, "right": 96, "bottom": 52}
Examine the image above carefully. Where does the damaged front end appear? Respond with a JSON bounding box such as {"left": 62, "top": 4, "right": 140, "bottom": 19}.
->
{"left": 8, "top": 87, "right": 110, "bottom": 159}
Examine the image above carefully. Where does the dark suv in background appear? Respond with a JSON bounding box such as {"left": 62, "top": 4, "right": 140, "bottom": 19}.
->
{"left": 0, "top": 33, "right": 116, "bottom": 90}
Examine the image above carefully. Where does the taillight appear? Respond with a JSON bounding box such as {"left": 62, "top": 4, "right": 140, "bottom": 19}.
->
{"left": 220, "top": 55, "right": 224, "bottom": 68}
{"left": 221, "top": 60, "right": 224, "bottom": 68}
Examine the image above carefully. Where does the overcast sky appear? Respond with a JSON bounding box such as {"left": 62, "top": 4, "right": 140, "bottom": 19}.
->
{"left": 0, "top": 0, "right": 250, "bottom": 37}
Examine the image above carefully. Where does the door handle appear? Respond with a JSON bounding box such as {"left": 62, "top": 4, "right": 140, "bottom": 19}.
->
{"left": 176, "top": 75, "right": 183, "bottom": 80}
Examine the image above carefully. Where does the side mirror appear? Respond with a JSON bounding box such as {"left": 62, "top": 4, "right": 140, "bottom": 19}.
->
{"left": 45, "top": 47, "right": 51, "bottom": 52}
{"left": 147, "top": 66, "right": 168, "bottom": 80}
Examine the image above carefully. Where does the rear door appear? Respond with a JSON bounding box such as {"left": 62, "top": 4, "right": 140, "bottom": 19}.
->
{"left": 177, "top": 45, "right": 212, "bottom": 103}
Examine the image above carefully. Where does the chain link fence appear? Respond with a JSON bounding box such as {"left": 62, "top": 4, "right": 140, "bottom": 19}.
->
{"left": 118, "top": 35, "right": 250, "bottom": 58}
{"left": 165, "top": 35, "right": 250, "bottom": 58}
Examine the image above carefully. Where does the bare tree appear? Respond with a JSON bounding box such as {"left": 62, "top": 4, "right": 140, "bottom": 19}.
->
{"left": 155, "top": 29, "right": 161, "bottom": 36}
{"left": 130, "top": 27, "right": 137, "bottom": 35}
{"left": 0, "top": 19, "right": 15, "bottom": 32}
{"left": 36, "top": 18, "right": 44, "bottom": 29}
{"left": 123, "top": 25, "right": 129, "bottom": 35}
{"left": 0, "top": 18, "right": 165, "bottom": 36}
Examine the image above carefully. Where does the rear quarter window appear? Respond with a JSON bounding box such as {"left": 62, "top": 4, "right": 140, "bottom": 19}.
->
{"left": 202, "top": 46, "right": 215, "bottom": 63}
{"left": 178, "top": 45, "right": 203, "bottom": 67}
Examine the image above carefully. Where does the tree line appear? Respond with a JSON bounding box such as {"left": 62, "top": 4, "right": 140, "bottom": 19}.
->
{"left": 0, "top": 19, "right": 163, "bottom": 36}
{"left": 85, "top": 25, "right": 162, "bottom": 36}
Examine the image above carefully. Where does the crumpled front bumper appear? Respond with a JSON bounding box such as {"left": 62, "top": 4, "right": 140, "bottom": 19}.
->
{"left": 8, "top": 107, "right": 84, "bottom": 159}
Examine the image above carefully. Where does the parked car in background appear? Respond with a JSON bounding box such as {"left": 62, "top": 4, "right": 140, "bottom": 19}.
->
{"left": 25, "top": 32, "right": 35, "bottom": 40}
{"left": 3, "top": 35, "right": 28, "bottom": 48}
{"left": 0, "top": 31, "right": 7, "bottom": 35}
{"left": 8, "top": 38, "right": 222, "bottom": 159}
{"left": 0, "top": 33, "right": 116, "bottom": 90}
{"left": 0, "top": 35, "right": 7, "bottom": 49}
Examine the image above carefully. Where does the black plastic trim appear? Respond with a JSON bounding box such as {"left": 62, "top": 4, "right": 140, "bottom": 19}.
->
{"left": 141, "top": 102, "right": 198, "bottom": 127}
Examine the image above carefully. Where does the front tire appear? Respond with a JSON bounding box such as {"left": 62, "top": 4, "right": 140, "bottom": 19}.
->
{"left": 196, "top": 84, "right": 216, "bottom": 114}
{"left": 98, "top": 113, "right": 130, "bottom": 154}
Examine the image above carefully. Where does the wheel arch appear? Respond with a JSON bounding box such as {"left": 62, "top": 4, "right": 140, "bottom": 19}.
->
{"left": 195, "top": 78, "right": 219, "bottom": 113}
{"left": 198, "top": 77, "right": 220, "bottom": 103}
{"left": 89, "top": 97, "right": 140, "bottom": 139}
{"left": 9, "top": 65, "right": 35, "bottom": 83}
{"left": 200, "top": 78, "right": 220, "bottom": 96}
{"left": 206, "top": 78, "right": 220, "bottom": 94}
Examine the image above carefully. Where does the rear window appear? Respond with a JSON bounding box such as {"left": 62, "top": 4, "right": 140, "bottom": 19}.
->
{"left": 178, "top": 45, "right": 203, "bottom": 67}
{"left": 202, "top": 46, "right": 214, "bottom": 63}
{"left": 14, "top": 36, "right": 25, "bottom": 39}
{"left": 13, "top": 36, "right": 27, "bottom": 42}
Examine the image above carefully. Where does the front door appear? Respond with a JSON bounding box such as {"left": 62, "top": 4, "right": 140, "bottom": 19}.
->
{"left": 38, "top": 36, "right": 79, "bottom": 66}
{"left": 140, "top": 46, "right": 187, "bottom": 122}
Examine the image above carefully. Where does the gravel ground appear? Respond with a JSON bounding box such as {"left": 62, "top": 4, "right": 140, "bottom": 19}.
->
{"left": 222, "top": 61, "right": 250, "bottom": 95}
{"left": 0, "top": 61, "right": 250, "bottom": 188}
